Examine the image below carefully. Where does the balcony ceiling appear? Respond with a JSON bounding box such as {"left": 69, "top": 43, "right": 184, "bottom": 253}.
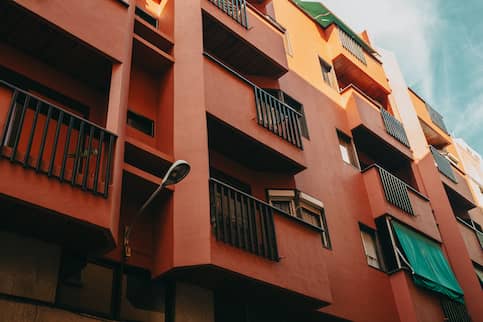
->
{"left": 202, "top": 13, "right": 287, "bottom": 78}
{"left": 0, "top": 1, "right": 111, "bottom": 91}
{"left": 0, "top": 194, "right": 113, "bottom": 254}
{"left": 207, "top": 116, "right": 305, "bottom": 174}
{"left": 334, "top": 55, "right": 389, "bottom": 105}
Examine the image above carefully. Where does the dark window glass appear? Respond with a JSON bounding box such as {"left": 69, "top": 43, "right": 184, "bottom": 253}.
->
{"left": 271, "top": 200, "right": 294, "bottom": 215}
{"left": 319, "top": 58, "right": 336, "bottom": 89}
{"left": 210, "top": 168, "right": 251, "bottom": 194}
{"left": 127, "top": 110, "right": 155, "bottom": 137}
{"left": 57, "top": 256, "right": 113, "bottom": 316}
{"left": 135, "top": 6, "right": 158, "bottom": 28}
{"left": 120, "top": 270, "right": 166, "bottom": 321}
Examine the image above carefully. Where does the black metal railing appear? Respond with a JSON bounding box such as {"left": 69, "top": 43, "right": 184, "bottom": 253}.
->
{"left": 441, "top": 298, "right": 471, "bottom": 322}
{"left": 380, "top": 108, "right": 410, "bottom": 148}
{"left": 254, "top": 86, "right": 304, "bottom": 149}
{"left": 208, "top": 0, "right": 248, "bottom": 28}
{"left": 425, "top": 103, "right": 449, "bottom": 134}
{"left": 377, "top": 166, "right": 414, "bottom": 215}
{"left": 338, "top": 28, "right": 367, "bottom": 65}
{"left": 209, "top": 178, "right": 279, "bottom": 261}
{"left": 0, "top": 81, "right": 116, "bottom": 197}
{"left": 429, "top": 146, "right": 457, "bottom": 183}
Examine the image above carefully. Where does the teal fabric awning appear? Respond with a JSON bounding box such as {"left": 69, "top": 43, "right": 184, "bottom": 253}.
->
{"left": 293, "top": 0, "right": 376, "bottom": 54}
{"left": 391, "top": 221, "right": 464, "bottom": 303}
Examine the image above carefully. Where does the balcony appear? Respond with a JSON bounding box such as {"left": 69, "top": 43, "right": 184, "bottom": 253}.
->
{"left": 457, "top": 219, "right": 483, "bottom": 265}
{"left": 202, "top": 1, "right": 288, "bottom": 78}
{"left": 362, "top": 165, "right": 441, "bottom": 241}
{"left": 408, "top": 88, "right": 451, "bottom": 148}
{"left": 0, "top": 81, "right": 117, "bottom": 253}
{"left": 344, "top": 85, "right": 412, "bottom": 159}
{"left": 326, "top": 26, "right": 390, "bottom": 100}
{"left": 1, "top": 81, "right": 116, "bottom": 197}
{"left": 430, "top": 146, "right": 476, "bottom": 205}
{"left": 209, "top": 178, "right": 279, "bottom": 261}
{"left": 204, "top": 55, "right": 306, "bottom": 173}
{"left": 204, "top": 177, "right": 332, "bottom": 309}
{"left": 3, "top": 0, "right": 131, "bottom": 62}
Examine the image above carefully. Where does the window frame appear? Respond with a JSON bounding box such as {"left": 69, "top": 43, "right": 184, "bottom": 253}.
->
{"left": 127, "top": 109, "right": 155, "bottom": 137}
{"left": 319, "top": 57, "right": 338, "bottom": 90}
{"left": 336, "top": 129, "right": 360, "bottom": 169}
{"left": 359, "top": 225, "right": 383, "bottom": 270}
{"left": 268, "top": 189, "right": 331, "bottom": 249}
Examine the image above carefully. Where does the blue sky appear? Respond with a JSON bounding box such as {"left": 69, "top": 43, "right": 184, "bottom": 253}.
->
{"left": 316, "top": 0, "right": 483, "bottom": 154}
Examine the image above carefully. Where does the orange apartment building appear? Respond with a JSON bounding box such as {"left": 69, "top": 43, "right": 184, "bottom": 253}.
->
{"left": 0, "top": 0, "right": 482, "bottom": 321}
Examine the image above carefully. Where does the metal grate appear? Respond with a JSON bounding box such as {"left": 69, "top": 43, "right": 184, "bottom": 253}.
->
{"left": 426, "top": 103, "right": 449, "bottom": 134}
{"left": 339, "top": 28, "right": 367, "bottom": 65}
{"left": 378, "top": 167, "right": 414, "bottom": 215}
{"left": 254, "top": 86, "right": 304, "bottom": 149}
{"left": 380, "top": 108, "right": 410, "bottom": 148}
{"left": 208, "top": 0, "right": 248, "bottom": 28}
{"left": 209, "top": 178, "right": 279, "bottom": 261}
{"left": 441, "top": 298, "right": 471, "bottom": 322}
{"left": 0, "top": 81, "right": 116, "bottom": 198}
{"left": 430, "top": 146, "right": 457, "bottom": 183}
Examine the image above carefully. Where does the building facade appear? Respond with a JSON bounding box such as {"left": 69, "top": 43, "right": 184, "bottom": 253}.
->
{"left": 0, "top": 0, "right": 482, "bottom": 321}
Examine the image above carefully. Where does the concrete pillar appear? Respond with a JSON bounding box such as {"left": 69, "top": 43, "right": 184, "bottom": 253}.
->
{"left": 105, "top": 3, "right": 136, "bottom": 246}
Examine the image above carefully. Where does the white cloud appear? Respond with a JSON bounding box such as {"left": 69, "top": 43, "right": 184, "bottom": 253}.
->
{"left": 312, "top": 0, "right": 441, "bottom": 99}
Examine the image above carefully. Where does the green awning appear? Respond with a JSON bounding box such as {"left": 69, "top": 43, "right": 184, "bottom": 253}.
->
{"left": 392, "top": 221, "right": 464, "bottom": 303}
{"left": 293, "top": 0, "right": 376, "bottom": 54}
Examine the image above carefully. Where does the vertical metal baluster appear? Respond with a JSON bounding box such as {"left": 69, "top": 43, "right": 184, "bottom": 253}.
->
{"left": 10, "top": 95, "right": 30, "bottom": 162}
{"left": 103, "top": 134, "right": 115, "bottom": 198}
{"left": 48, "top": 111, "right": 64, "bottom": 177}
{"left": 1, "top": 90, "right": 19, "bottom": 147}
{"left": 71, "top": 121, "right": 85, "bottom": 185}
{"left": 245, "top": 196, "right": 256, "bottom": 253}
{"left": 60, "top": 116, "right": 74, "bottom": 182}
{"left": 82, "top": 125, "right": 95, "bottom": 190}
{"left": 23, "top": 100, "right": 42, "bottom": 167}
{"left": 254, "top": 87, "right": 263, "bottom": 125}
{"left": 36, "top": 105, "right": 53, "bottom": 172}
{"left": 93, "top": 130, "right": 104, "bottom": 194}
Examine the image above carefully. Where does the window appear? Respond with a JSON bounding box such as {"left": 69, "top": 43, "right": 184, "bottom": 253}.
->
{"left": 284, "top": 30, "right": 294, "bottom": 57}
{"left": 135, "top": 6, "right": 158, "bottom": 28}
{"left": 474, "top": 265, "right": 483, "bottom": 288}
{"left": 319, "top": 57, "right": 337, "bottom": 90}
{"left": 127, "top": 110, "right": 155, "bottom": 137}
{"left": 337, "top": 130, "right": 359, "bottom": 168}
{"left": 268, "top": 190, "right": 331, "bottom": 248}
{"left": 57, "top": 254, "right": 167, "bottom": 321}
{"left": 360, "top": 226, "right": 381, "bottom": 269}
{"left": 264, "top": 89, "right": 309, "bottom": 139}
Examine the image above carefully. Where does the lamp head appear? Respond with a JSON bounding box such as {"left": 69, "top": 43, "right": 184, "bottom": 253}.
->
{"left": 162, "top": 160, "right": 191, "bottom": 186}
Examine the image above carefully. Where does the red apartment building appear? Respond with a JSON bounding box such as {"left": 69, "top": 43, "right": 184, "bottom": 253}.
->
{"left": 0, "top": 0, "right": 482, "bottom": 321}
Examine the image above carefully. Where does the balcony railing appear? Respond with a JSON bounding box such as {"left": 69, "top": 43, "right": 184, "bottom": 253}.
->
{"left": 205, "top": 53, "right": 304, "bottom": 149}
{"left": 254, "top": 87, "right": 304, "bottom": 149}
{"left": 430, "top": 146, "right": 457, "bottom": 183}
{"left": 380, "top": 108, "right": 410, "bottom": 148}
{"left": 425, "top": 103, "right": 449, "bottom": 134}
{"left": 0, "top": 81, "right": 116, "bottom": 197}
{"left": 377, "top": 166, "right": 414, "bottom": 215}
{"left": 209, "top": 178, "right": 279, "bottom": 261}
{"left": 208, "top": 0, "right": 248, "bottom": 28}
{"left": 338, "top": 28, "right": 366, "bottom": 65}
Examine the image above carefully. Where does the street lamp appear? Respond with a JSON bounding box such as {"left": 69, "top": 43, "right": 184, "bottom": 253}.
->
{"left": 123, "top": 160, "right": 191, "bottom": 258}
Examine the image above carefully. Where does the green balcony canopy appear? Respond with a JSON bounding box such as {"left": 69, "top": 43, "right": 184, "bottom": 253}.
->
{"left": 391, "top": 221, "right": 464, "bottom": 303}
{"left": 293, "top": 0, "right": 376, "bottom": 54}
